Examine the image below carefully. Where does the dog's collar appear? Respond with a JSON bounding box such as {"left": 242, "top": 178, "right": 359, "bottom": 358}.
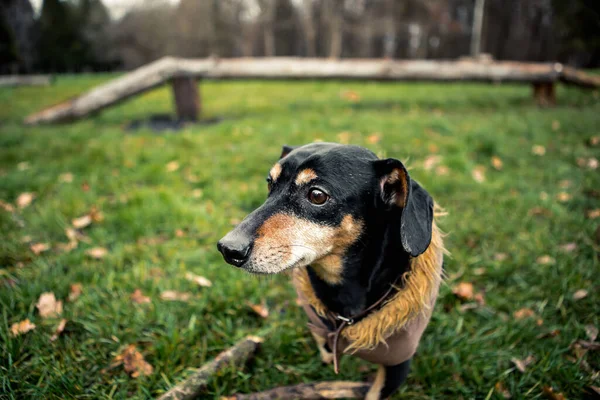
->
{"left": 326, "top": 282, "right": 398, "bottom": 374}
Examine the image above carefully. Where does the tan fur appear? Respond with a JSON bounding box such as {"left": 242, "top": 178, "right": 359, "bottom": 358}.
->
{"left": 294, "top": 210, "right": 447, "bottom": 353}
{"left": 295, "top": 168, "right": 318, "bottom": 186}
{"left": 365, "top": 366, "right": 386, "bottom": 400}
{"left": 269, "top": 163, "right": 282, "bottom": 182}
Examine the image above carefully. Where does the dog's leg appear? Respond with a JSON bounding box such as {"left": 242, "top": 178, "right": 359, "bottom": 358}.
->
{"left": 311, "top": 331, "right": 333, "bottom": 364}
{"left": 365, "top": 359, "right": 411, "bottom": 400}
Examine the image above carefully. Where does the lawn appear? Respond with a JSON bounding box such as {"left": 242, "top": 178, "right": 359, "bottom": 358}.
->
{"left": 1, "top": 76, "right": 599, "bottom": 399}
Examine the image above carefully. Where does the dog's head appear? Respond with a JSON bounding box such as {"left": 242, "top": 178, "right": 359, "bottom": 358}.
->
{"left": 217, "top": 143, "right": 433, "bottom": 283}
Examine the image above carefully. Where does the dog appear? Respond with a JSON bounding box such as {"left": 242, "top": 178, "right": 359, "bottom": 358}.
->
{"left": 218, "top": 143, "right": 445, "bottom": 399}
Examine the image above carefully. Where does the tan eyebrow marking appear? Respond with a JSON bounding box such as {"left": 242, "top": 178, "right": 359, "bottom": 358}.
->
{"left": 295, "top": 168, "right": 318, "bottom": 186}
{"left": 269, "top": 163, "right": 282, "bottom": 182}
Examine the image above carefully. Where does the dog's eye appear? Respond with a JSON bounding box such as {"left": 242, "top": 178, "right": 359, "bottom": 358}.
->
{"left": 308, "top": 188, "right": 328, "bottom": 205}
{"left": 266, "top": 177, "right": 273, "bottom": 192}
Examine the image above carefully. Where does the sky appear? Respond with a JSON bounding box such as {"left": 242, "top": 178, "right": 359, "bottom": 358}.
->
{"left": 29, "top": 0, "right": 181, "bottom": 20}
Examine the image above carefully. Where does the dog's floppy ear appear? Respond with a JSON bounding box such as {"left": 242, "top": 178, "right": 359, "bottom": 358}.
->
{"left": 373, "top": 158, "right": 433, "bottom": 257}
{"left": 280, "top": 145, "right": 296, "bottom": 159}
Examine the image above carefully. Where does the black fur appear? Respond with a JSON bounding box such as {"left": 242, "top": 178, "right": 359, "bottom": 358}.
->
{"left": 381, "top": 359, "right": 412, "bottom": 399}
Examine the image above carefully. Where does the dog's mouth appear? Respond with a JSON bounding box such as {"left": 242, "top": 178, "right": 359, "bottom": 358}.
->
{"left": 241, "top": 254, "right": 311, "bottom": 275}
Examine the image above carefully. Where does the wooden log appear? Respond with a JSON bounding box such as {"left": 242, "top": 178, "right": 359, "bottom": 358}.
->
{"left": 23, "top": 57, "right": 600, "bottom": 125}
{"left": 171, "top": 76, "right": 200, "bottom": 121}
{"left": 223, "top": 381, "right": 371, "bottom": 400}
{"left": 0, "top": 75, "right": 52, "bottom": 87}
{"left": 532, "top": 82, "right": 556, "bottom": 107}
{"left": 157, "top": 335, "right": 263, "bottom": 400}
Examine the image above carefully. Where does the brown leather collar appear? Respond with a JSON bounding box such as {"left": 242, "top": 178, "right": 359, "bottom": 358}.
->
{"left": 325, "top": 283, "right": 398, "bottom": 374}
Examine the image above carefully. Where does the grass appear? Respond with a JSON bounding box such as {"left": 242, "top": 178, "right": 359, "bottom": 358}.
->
{"left": 1, "top": 76, "right": 599, "bottom": 399}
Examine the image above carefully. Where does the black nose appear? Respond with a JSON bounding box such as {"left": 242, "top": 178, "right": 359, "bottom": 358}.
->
{"left": 217, "top": 234, "right": 252, "bottom": 267}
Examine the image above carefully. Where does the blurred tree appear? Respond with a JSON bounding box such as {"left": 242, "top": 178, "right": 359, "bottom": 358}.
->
{"left": 78, "top": 0, "right": 116, "bottom": 70}
{"left": 0, "top": 12, "right": 19, "bottom": 73}
{"left": 0, "top": 0, "right": 38, "bottom": 73}
{"left": 552, "top": 0, "right": 600, "bottom": 67}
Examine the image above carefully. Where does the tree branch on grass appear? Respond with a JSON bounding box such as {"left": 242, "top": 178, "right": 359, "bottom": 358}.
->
{"left": 222, "top": 381, "right": 371, "bottom": 400}
{"left": 157, "top": 335, "right": 264, "bottom": 400}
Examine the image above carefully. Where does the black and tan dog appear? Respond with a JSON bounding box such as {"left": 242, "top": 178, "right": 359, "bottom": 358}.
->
{"left": 218, "top": 143, "right": 445, "bottom": 399}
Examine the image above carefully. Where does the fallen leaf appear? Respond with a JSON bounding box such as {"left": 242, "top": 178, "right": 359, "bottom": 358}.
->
{"left": 532, "top": 145, "right": 546, "bottom": 156}
{"left": 68, "top": 283, "right": 83, "bottom": 302}
{"left": 491, "top": 156, "right": 503, "bottom": 170}
{"left": 50, "top": 319, "right": 67, "bottom": 341}
{"left": 588, "top": 158, "right": 598, "bottom": 169}
{"left": 472, "top": 166, "right": 486, "bottom": 183}
{"left": 536, "top": 255, "right": 555, "bottom": 265}
{"left": 89, "top": 206, "right": 104, "bottom": 222}
{"left": 366, "top": 133, "right": 381, "bottom": 144}
{"left": 573, "top": 289, "right": 588, "bottom": 300}
{"left": 0, "top": 200, "right": 15, "bottom": 213}
{"left": 474, "top": 292, "right": 485, "bottom": 305}
{"left": 36, "top": 292, "right": 63, "bottom": 318}
{"left": 192, "top": 189, "right": 203, "bottom": 198}
{"left": 589, "top": 136, "right": 600, "bottom": 146}
{"left": 539, "top": 191, "right": 549, "bottom": 201}
{"left": 160, "top": 290, "right": 191, "bottom": 302}
{"left": 337, "top": 131, "right": 351, "bottom": 144}
{"left": 556, "top": 192, "right": 571, "bottom": 202}
{"left": 511, "top": 355, "right": 535, "bottom": 373}
{"left": 72, "top": 215, "right": 92, "bottom": 229}
{"left": 30, "top": 242, "right": 50, "bottom": 255}
{"left": 494, "top": 253, "right": 508, "bottom": 261}
{"left": 131, "top": 289, "right": 151, "bottom": 304}
{"left": 166, "top": 161, "right": 180, "bottom": 172}
{"left": 428, "top": 143, "right": 439, "bottom": 153}
{"left": 59, "top": 173, "right": 74, "bottom": 183}
{"left": 575, "top": 339, "right": 600, "bottom": 350}
{"left": 495, "top": 381, "right": 512, "bottom": 399}
{"left": 452, "top": 282, "right": 474, "bottom": 300}
{"left": 559, "top": 243, "right": 577, "bottom": 253}
{"left": 81, "top": 182, "right": 90, "bottom": 191}
{"left": 113, "top": 345, "right": 153, "bottom": 378}
{"left": 586, "top": 209, "right": 600, "bottom": 219}
{"left": 185, "top": 272, "right": 212, "bottom": 287}
{"left": 585, "top": 325, "right": 598, "bottom": 341}
{"left": 473, "top": 267, "right": 486, "bottom": 275}
{"left": 528, "top": 207, "right": 552, "bottom": 217}
{"left": 436, "top": 165, "right": 449, "bottom": 175}
{"left": 17, "top": 161, "right": 30, "bottom": 171}
{"left": 536, "top": 318, "right": 544, "bottom": 326}
{"left": 536, "top": 329, "right": 560, "bottom": 339}
{"left": 423, "top": 155, "right": 441, "bottom": 171}
{"left": 10, "top": 319, "right": 36, "bottom": 336}
{"left": 341, "top": 90, "right": 360, "bottom": 102}
{"left": 86, "top": 247, "right": 107, "bottom": 259}
{"left": 17, "top": 192, "right": 35, "bottom": 209}
{"left": 558, "top": 179, "right": 572, "bottom": 188}
{"left": 513, "top": 308, "right": 535, "bottom": 320}
{"left": 175, "top": 229, "right": 186, "bottom": 238}
{"left": 247, "top": 301, "right": 269, "bottom": 318}
{"left": 542, "top": 386, "right": 565, "bottom": 400}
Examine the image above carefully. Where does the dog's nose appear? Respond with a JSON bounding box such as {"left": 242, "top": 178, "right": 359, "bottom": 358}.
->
{"left": 217, "top": 233, "right": 252, "bottom": 267}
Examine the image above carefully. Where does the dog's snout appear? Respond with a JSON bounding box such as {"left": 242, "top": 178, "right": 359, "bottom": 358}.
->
{"left": 217, "top": 233, "right": 252, "bottom": 267}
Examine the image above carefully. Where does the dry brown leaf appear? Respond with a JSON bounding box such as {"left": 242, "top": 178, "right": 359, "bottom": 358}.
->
{"left": 472, "top": 166, "right": 486, "bottom": 183}
{"left": 86, "top": 247, "right": 107, "bottom": 259}
{"left": 17, "top": 161, "right": 30, "bottom": 171}
{"left": 588, "top": 158, "right": 599, "bottom": 169}
{"left": 559, "top": 243, "right": 577, "bottom": 253}
{"left": 247, "top": 301, "right": 269, "bottom": 318}
{"left": 491, "top": 156, "right": 503, "bottom": 170}
{"left": 436, "top": 165, "right": 449, "bottom": 175}
{"left": 72, "top": 215, "right": 92, "bottom": 229}
{"left": 89, "top": 206, "right": 104, "bottom": 222}
{"left": 474, "top": 292, "right": 485, "bottom": 306}
{"left": 341, "top": 90, "right": 360, "bottom": 102}
{"left": 160, "top": 290, "right": 191, "bottom": 302}
{"left": 30, "top": 242, "right": 50, "bottom": 255}
{"left": 573, "top": 289, "right": 588, "bottom": 300}
{"left": 495, "top": 381, "right": 512, "bottom": 399}
{"left": 536, "top": 255, "right": 555, "bottom": 265}
{"left": 131, "top": 289, "right": 151, "bottom": 304}
{"left": 558, "top": 180, "right": 572, "bottom": 188}
{"left": 166, "top": 161, "right": 180, "bottom": 172}
{"left": 36, "top": 292, "right": 63, "bottom": 318}
{"left": 428, "top": 143, "right": 439, "bottom": 153}
{"left": 59, "top": 173, "right": 74, "bottom": 183}
{"left": 542, "top": 386, "right": 565, "bottom": 400}
{"left": 494, "top": 253, "right": 508, "bottom": 261}
{"left": 175, "top": 229, "right": 186, "bottom": 238}
{"left": 337, "top": 131, "right": 351, "bottom": 144}
{"left": 585, "top": 324, "right": 598, "bottom": 341}
{"left": 586, "top": 209, "right": 600, "bottom": 219}
{"left": 0, "top": 200, "right": 15, "bottom": 213}
{"left": 50, "top": 319, "right": 67, "bottom": 342}
{"left": 423, "top": 155, "right": 441, "bottom": 171}
{"left": 551, "top": 120, "right": 560, "bottom": 131}
{"left": 185, "top": 272, "right": 212, "bottom": 287}
{"left": 113, "top": 345, "right": 153, "bottom": 378}
{"left": 556, "top": 192, "right": 572, "bottom": 203}
{"left": 536, "top": 329, "right": 560, "bottom": 339}
{"left": 511, "top": 355, "right": 535, "bottom": 373}
{"left": 17, "top": 192, "right": 35, "bottom": 208}
{"left": 366, "top": 133, "right": 381, "bottom": 144}
{"left": 68, "top": 283, "right": 83, "bottom": 302}
{"left": 513, "top": 308, "right": 535, "bottom": 320}
{"left": 532, "top": 145, "right": 546, "bottom": 156}
{"left": 536, "top": 318, "right": 544, "bottom": 326}
{"left": 589, "top": 136, "right": 600, "bottom": 146}
{"left": 452, "top": 282, "right": 474, "bottom": 301}
{"left": 10, "top": 319, "right": 36, "bottom": 336}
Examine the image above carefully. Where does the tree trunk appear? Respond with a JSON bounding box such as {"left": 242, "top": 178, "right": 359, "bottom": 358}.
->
{"left": 471, "top": 0, "right": 486, "bottom": 57}
{"left": 327, "top": 1, "right": 344, "bottom": 59}
{"left": 170, "top": 77, "right": 200, "bottom": 121}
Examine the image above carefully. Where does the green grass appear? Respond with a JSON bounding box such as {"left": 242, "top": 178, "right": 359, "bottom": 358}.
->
{"left": 1, "top": 76, "right": 599, "bottom": 399}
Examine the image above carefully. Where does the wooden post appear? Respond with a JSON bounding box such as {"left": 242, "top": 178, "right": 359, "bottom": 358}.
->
{"left": 171, "top": 76, "right": 200, "bottom": 121}
{"left": 532, "top": 82, "right": 556, "bottom": 107}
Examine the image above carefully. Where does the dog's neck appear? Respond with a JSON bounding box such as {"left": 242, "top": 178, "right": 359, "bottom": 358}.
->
{"left": 307, "top": 213, "right": 411, "bottom": 317}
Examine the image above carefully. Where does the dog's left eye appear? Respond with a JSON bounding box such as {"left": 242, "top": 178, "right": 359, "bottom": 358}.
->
{"left": 308, "top": 188, "right": 329, "bottom": 205}
{"left": 266, "top": 177, "right": 273, "bottom": 192}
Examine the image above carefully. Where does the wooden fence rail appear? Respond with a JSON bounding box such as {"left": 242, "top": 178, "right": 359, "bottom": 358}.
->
{"left": 23, "top": 57, "right": 600, "bottom": 125}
